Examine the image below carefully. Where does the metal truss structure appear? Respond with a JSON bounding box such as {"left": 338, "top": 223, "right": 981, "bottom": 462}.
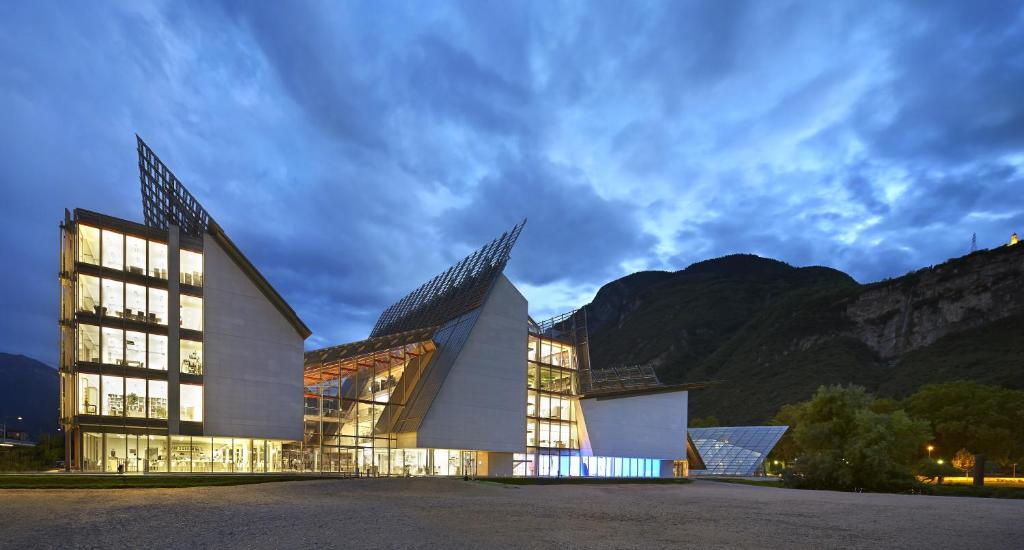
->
{"left": 583, "top": 365, "right": 663, "bottom": 395}
{"left": 370, "top": 220, "right": 526, "bottom": 337}
{"left": 137, "top": 135, "right": 211, "bottom": 237}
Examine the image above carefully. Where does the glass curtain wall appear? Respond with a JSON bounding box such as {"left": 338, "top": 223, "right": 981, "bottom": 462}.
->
{"left": 522, "top": 333, "right": 580, "bottom": 476}
{"left": 81, "top": 433, "right": 290, "bottom": 473}
{"left": 70, "top": 222, "right": 208, "bottom": 472}
{"left": 302, "top": 341, "right": 441, "bottom": 475}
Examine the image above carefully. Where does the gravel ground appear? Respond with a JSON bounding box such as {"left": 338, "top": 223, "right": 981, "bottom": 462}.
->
{"left": 1, "top": 478, "right": 1021, "bottom": 549}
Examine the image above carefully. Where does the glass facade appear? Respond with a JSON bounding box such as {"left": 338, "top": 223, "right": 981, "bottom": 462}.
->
{"left": 689, "top": 426, "right": 788, "bottom": 476}
{"left": 80, "top": 432, "right": 288, "bottom": 473}
{"left": 300, "top": 339, "right": 440, "bottom": 475}
{"left": 62, "top": 217, "right": 208, "bottom": 472}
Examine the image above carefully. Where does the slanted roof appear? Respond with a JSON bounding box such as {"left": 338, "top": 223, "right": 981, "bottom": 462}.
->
{"left": 369, "top": 220, "right": 525, "bottom": 337}
{"left": 136, "top": 135, "right": 311, "bottom": 339}
{"left": 304, "top": 327, "right": 438, "bottom": 368}
{"left": 689, "top": 425, "right": 788, "bottom": 476}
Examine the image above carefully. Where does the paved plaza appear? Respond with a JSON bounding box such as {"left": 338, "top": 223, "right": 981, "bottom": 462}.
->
{"left": 1, "top": 478, "right": 1021, "bottom": 549}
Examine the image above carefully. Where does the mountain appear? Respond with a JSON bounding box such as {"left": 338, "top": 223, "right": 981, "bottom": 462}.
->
{"left": 584, "top": 245, "right": 1024, "bottom": 424}
{"left": 0, "top": 353, "right": 59, "bottom": 438}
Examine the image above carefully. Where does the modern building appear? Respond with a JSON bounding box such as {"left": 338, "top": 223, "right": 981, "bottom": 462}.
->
{"left": 58, "top": 137, "right": 311, "bottom": 472}
{"left": 688, "top": 426, "right": 788, "bottom": 476}
{"left": 58, "top": 137, "right": 704, "bottom": 477}
{"left": 298, "top": 223, "right": 706, "bottom": 478}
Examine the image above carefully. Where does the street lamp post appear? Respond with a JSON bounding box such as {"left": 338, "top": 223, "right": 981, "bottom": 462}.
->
{"left": 927, "top": 445, "right": 934, "bottom": 459}
{"left": 1, "top": 415, "right": 23, "bottom": 444}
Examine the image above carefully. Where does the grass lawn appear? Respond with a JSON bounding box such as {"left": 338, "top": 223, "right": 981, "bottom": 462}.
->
{"left": 485, "top": 477, "right": 692, "bottom": 485}
{"left": 0, "top": 474, "right": 336, "bottom": 490}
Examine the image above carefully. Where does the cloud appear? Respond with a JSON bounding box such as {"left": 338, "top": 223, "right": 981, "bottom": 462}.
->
{"left": 1, "top": 1, "right": 1023, "bottom": 365}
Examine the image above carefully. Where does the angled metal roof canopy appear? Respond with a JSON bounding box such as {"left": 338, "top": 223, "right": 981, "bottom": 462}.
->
{"left": 370, "top": 220, "right": 526, "bottom": 337}
{"left": 138, "top": 135, "right": 211, "bottom": 237}
{"left": 135, "top": 135, "right": 311, "bottom": 339}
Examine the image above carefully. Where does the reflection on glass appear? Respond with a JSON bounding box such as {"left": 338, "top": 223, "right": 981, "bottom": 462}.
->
{"left": 101, "top": 230, "right": 123, "bottom": 270}
{"left": 78, "top": 225, "right": 100, "bottom": 265}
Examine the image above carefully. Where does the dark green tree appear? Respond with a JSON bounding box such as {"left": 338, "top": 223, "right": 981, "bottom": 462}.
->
{"left": 689, "top": 416, "right": 720, "bottom": 428}
{"left": 784, "top": 385, "right": 931, "bottom": 491}
{"left": 903, "top": 381, "right": 1024, "bottom": 472}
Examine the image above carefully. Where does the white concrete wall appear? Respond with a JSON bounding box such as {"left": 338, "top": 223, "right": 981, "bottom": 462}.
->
{"left": 576, "top": 391, "right": 689, "bottom": 460}
{"left": 202, "top": 235, "right": 304, "bottom": 440}
{"left": 415, "top": 275, "right": 527, "bottom": 452}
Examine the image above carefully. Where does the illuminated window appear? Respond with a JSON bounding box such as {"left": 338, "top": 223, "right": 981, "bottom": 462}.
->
{"left": 102, "top": 375, "right": 124, "bottom": 416}
{"left": 180, "top": 384, "right": 203, "bottom": 422}
{"left": 77, "top": 373, "right": 99, "bottom": 415}
{"left": 77, "top": 274, "right": 100, "bottom": 314}
{"left": 101, "top": 327, "right": 123, "bottom": 365}
{"left": 180, "top": 249, "right": 203, "bottom": 287}
{"left": 125, "top": 331, "right": 146, "bottom": 368}
{"left": 125, "top": 378, "right": 146, "bottom": 418}
{"left": 101, "top": 279, "right": 123, "bottom": 318}
{"left": 181, "top": 339, "right": 203, "bottom": 375}
{"left": 101, "top": 230, "right": 123, "bottom": 270}
{"left": 125, "top": 283, "right": 146, "bottom": 321}
{"left": 77, "top": 324, "right": 99, "bottom": 363}
{"left": 78, "top": 225, "right": 100, "bottom": 265}
{"left": 148, "top": 288, "right": 168, "bottom": 325}
{"left": 148, "top": 334, "right": 167, "bottom": 370}
{"left": 148, "top": 380, "right": 168, "bottom": 419}
{"left": 126, "top": 236, "right": 146, "bottom": 275}
{"left": 181, "top": 294, "right": 203, "bottom": 331}
{"left": 149, "top": 241, "right": 168, "bottom": 279}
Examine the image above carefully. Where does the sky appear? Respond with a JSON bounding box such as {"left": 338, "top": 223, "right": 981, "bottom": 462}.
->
{"left": 2, "top": 1, "right": 1023, "bottom": 365}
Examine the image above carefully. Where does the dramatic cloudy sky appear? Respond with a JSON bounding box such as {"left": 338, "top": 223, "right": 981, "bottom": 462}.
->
{"left": 2, "top": 1, "right": 1023, "bottom": 364}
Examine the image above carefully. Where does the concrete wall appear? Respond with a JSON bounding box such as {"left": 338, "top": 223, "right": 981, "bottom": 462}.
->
{"left": 202, "top": 234, "right": 304, "bottom": 440}
{"left": 414, "top": 275, "right": 527, "bottom": 452}
{"left": 576, "top": 391, "right": 688, "bottom": 460}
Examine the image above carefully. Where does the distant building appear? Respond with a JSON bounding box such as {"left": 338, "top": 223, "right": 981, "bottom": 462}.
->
{"left": 58, "top": 136, "right": 706, "bottom": 477}
{"left": 1011, "top": 232, "right": 1019, "bottom": 246}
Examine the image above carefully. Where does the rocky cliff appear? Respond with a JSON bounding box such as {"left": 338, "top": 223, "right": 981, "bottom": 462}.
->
{"left": 584, "top": 244, "right": 1024, "bottom": 423}
{"left": 846, "top": 245, "right": 1024, "bottom": 360}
